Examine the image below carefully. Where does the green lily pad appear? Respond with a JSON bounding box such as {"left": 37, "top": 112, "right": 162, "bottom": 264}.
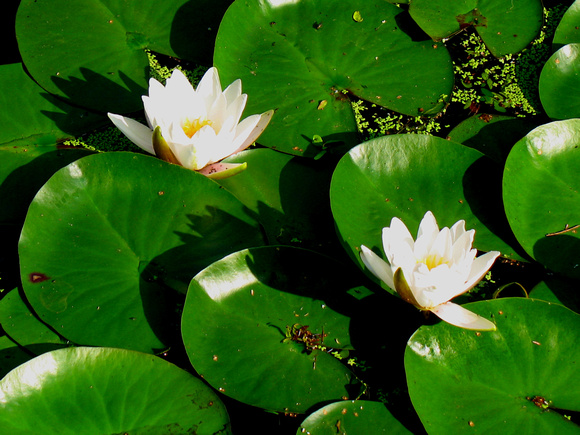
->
{"left": 0, "top": 347, "right": 231, "bottom": 434}
{"left": 0, "top": 144, "right": 93, "bottom": 226}
{"left": 408, "top": 0, "right": 543, "bottom": 57}
{"left": 297, "top": 400, "right": 412, "bottom": 434}
{"left": 330, "top": 135, "right": 524, "bottom": 295}
{"left": 446, "top": 114, "right": 537, "bottom": 163}
{"left": 0, "top": 63, "right": 104, "bottom": 147}
{"left": 0, "top": 288, "right": 65, "bottom": 351}
{"left": 553, "top": 0, "right": 580, "bottom": 50}
{"left": 214, "top": 0, "right": 453, "bottom": 157}
{"left": 19, "top": 152, "right": 265, "bottom": 353}
{"left": 539, "top": 43, "right": 580, "bottom": 120}
{"left": 503, "top": 119, "right": 580, "bottom": 279}
{"left": 405, "top": 298, "right": 580, "bottom": 433}
{"left": 219, "top": 148, "right": 338, "bottom": 254}
{"left": 0, "top": 144, "right": 93, "bottom": 294}
{"left": 0, "top": 335, "right": 35, "bottom": 380}
{"left": 529, "top": 277, "right": 580, "bottom": 314}
{"left": 182, "top": 246, "right": 362, "bottom": 414}
{"left": 15, "top": 0, "right": 230, "bottom": 112}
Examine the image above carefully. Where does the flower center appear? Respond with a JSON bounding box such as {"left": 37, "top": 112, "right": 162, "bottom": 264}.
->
{"left": 420, "top": 254, "right": 449, "bottom": 271}
{"left": 182, "top": 117, "right": 213, "bottom": 138}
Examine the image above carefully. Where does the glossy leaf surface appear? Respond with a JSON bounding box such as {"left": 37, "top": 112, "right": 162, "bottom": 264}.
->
{"left": 215, "top": 0, "right": 453, "bottom": 156}
{"left": 19, "top": 152, "right": 265, "bottom": 353}
{"left": 182, "top": 246, "right": 362, "bottom": 413}
{"left": 409, "top": 0, "right": 543, "bottom": 57}
{"left": 0, "top": 347, "right": 231, "bottom": 434}
{"left": 15, "top": 0, "right": 231, "bottom": 112}
{"left": 553, "top": 0, "right": 580, "bottom": 50}
{"left": 405, "top": 298, "right": 580, "bottom": 434}
{"left": 330, "top": 135, "right": 523, "bottom": 296}
{"left": 503, "top": 119, "right": 580, "bottom": 279}
{"left": 539, "top": 43, "right": 580, "bottom": 120}
{"left": 298, "top": 400, "right": 412, "bottom": 434}
{"left": 0, "top": 63, "right": 103, "bottom": 147}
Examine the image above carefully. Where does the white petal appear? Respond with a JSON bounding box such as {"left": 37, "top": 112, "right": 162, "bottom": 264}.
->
{"left": 450, "top": 219, "right": 466, "bottom": 242}
{"left": 431, "top": 302, "right": 496, "bottom": 330}
{"left": 451, "top": 230, "right": 475, "bottom": 264}
{"left": 463, "top": 250, "right": 501, "bottom": 291}
{"left": 207, "top": 117, "right": 239, "bottom": 164}
{"left": 107, "top": 113, "right": 154, "bottom": 154}
{"left": 417, "top": 211, "right": 439, "bottom": 240}
{"left": 196, "top": 67, "right": 222, "bottom": 107}
{"left": 189, "top": 126, "right": 219, "bottom": 170}
{"left": 415, "top": 212, "right": 439, "bottom": 259}
{"left": 428, "top": 227, "right": 453, "bottom": 264}
{"left": 229, "top": 109, "right": 274, "bottom": 155}
{"left": 207, "top": 93, "right": 228, "bottom": 131}
{"left": 166, "top": 69, "right": 195, "bottom": 97}
{"left": 224, "top": 94, "right": 248, "bottom": 127}
{"left": 147, "top": 77, "right": 166, "bottom": 102}
{"left": 360, "top": 245, "right": 395, "bottom": 290}
{"left": 418, "top": 265, "right": 467, "bottom": 306}
{"left": 223, "top": 79, "right": 242, "bottom": 105}
{"left": 383, "top": 223, "right": 415, "bottom": 271}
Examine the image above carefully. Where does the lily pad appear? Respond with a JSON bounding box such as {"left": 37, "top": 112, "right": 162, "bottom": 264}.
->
{"left": 529, "top": 277, "right": 580, "bottom": 314}
{"left": 503, "top": 119, "right": 580, "bottom": 279}
{"left": 219, "top": 148, "right": 338, "bottom": 254}
{"left": 0, "top": 63, "right": 104, "bottom": 147}
{"left": 0, "top": 347, "right": 231, "bottom": 434}
{"left": 214, "top": 0, "right": 453, "bottom": 156}
{"left": 446, "top": 114, "right": 537, "bottom": 163}
{"left": 297, "top": 400, "right": 412, "bottom": 434}
{"left": 0, "top": 335, "right": 35, "bottom": 379}
{"left": 408, "top": 0, "right": 543, "bottom": 57}
{"left": 539, "top": 43, "right": 580, "bottom": 120}
{"left": 405, "top": 298, "right": 580, "bottom": 433}
{"left": 553, "top": 0, "right": 580, "bottom": 50}
{"left": 15, "top": 0, "right": 231, "bottom": 112}
{"left": 181, "top": 246, "right": 362, "bottom": 414}
{"left": 330, "top": 135, "right": 524, "bottom": 296}
{"left": 0, "top": 144, "right": 93, "bottom": 226}
{"left": 0, "top": 288, "right": 65, "bottom": 352}
{"left": 19, "top": 152, "right": 265, "bottom": 353}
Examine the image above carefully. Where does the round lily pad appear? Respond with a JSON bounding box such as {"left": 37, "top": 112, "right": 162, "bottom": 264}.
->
{"left": 298, "top": 400, "right": 412, "bottom": 434}
{"left": 539, "top": 43, "right": 580, "bottom": 120}
{"left": 553, "top": 0, "right": 580, "bottom": 50}
{"left": 15, "top": 0, "right": 229, "bottom": 112}
{"left": 214, "top": 0, "right": 453, "bottom": 156}
{"left": 0, "top": 347, "right": 231, "bottom": 434}
{"left": 19, "top": 152, "right": 265, "bottom": 353}
{"left": 330, "top": 135, "right": 524, "bottom": 296}
{"left": 408, "top": 0, "right": 543, "bottom": 57}
{"left": 503, "top": 119, "right": 580, "bottom": 279}
{"left": 405, "top": 298, "right": 580, "bottom": 433}
{"left": 182, "top": 246, "right": 362, "bottom": 414}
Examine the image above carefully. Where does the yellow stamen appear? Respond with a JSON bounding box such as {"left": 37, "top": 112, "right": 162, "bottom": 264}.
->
{"left": 421, "top": 254, "right": 449, "bottom": 270}
{"left": 182, "top": 117, "right": 213, "bottom": 138}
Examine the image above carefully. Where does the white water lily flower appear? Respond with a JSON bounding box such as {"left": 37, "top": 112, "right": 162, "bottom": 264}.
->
{"left": 360, "top": 211, "right": 500, "bottom": 331}
{"left": 108, "top": 67, "right": 273, "bottom": 178}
